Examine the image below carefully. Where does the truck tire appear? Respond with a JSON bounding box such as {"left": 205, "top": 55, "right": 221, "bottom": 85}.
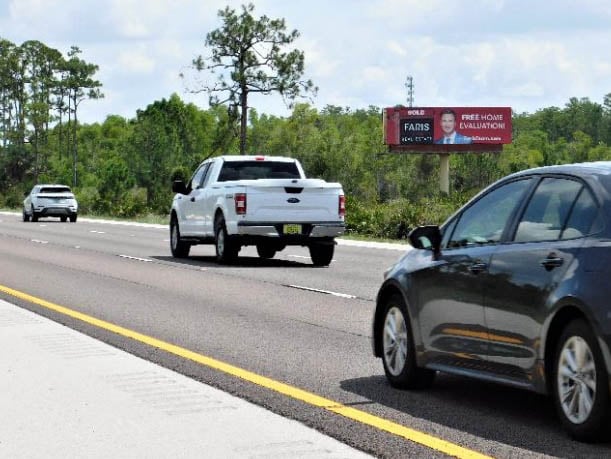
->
{"left": 309, "top": 242, "right": 334, "bottom": 267}
{"left": 215, "top": 216, "right": 238, "bottom": 264}
{"left": 256, "top": 244, "right": 276, "bottom": 259}
{"left": 170, "top": 217, "right": 190, "bottom": 258}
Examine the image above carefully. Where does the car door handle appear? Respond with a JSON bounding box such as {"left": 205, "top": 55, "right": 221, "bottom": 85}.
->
{"left": 540, "top": 254, "right": 564, "bottom": 270}
{"left": 469, "top": 262, "right": 488, "bottom": 274}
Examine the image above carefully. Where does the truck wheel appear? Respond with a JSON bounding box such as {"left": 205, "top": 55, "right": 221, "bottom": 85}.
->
{"left": 170, "top": 217, "right": 190, "bottom": 258}
{"left": 256, "top": 244, "right": 276, "bottom": 259}
{"left": 309, "top": 242, "right": 334, "bottom": 267}
{"left": 215, "top": 216, "right": 238, "bottom": 264}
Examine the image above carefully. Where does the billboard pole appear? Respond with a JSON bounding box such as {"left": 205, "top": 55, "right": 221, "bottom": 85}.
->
{"left": 439, "top": 154, "right": 449, "bottom": 194}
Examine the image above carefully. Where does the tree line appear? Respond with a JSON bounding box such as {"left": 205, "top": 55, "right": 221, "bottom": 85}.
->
{"left": 0, "top": 38, "right": 102, "bottom": 191}
{"left": 2, "top": 38, "right": 611, "bottom": 238}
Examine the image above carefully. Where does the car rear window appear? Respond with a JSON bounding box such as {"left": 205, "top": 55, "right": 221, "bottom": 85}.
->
{"left": 40, "top": 187, "right": 71, "bottom": 193}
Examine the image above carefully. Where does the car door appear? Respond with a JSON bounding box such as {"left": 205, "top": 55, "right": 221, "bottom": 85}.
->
{"left": 415, "top": 178, "right": 534, "bottom": 368}
{"left": 181, "top": 163, "right": 210, "bottom": 235}
{"left": 484, "top": 176, "right": 597, "bottom": 381}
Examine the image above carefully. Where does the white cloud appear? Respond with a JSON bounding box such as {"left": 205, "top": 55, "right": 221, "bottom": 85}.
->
{"left": 2, "top": 0, "right": 611, "bottom": 122}
{"left": 118, "top": 48, "right": 156, "bottom": 74}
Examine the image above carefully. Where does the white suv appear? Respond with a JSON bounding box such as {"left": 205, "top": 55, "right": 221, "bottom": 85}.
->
{"left": 23, "top": 184, "right": 78, "bottom": 222}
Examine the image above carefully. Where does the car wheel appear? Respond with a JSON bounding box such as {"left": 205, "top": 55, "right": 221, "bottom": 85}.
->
{"left": 380, "top": 294, "right": 435, "bottom": 389}
{"left": 170, "top": 217, "right": 190, "bottom": 258}
{"left": 256, "top": 244, "right": 276, "bottom": 259}
{"left": 22, "top": 208, "right": 30, "bottom": 222}
{"left": 309, "top": 242, "right": 334, "bottom": 266}
{"left": 553, "top": 319, "right": 611, "bottom": 441}
{"left": 31, "top": 206, "right": 39, "bottom": 222}
{"left": 69, "top": 214, "right": 77, "bottom": 223}
{"left": 60, "top": 216, "right": 67, "bottom": 222}
{"left": 214, "top": 216, "right": 238, "bottom": 264}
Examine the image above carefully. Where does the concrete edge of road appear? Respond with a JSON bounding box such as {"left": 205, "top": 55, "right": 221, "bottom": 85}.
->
{"left": 0, "top": 210, "right": 411, "bottom": 251}
{"left": 0, "top": 297, "right": 373, "bottom": 458}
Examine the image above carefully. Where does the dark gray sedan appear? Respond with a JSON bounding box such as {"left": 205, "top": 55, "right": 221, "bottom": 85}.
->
{"left": 373, "top": 162, "right": 611, "bottom": 441}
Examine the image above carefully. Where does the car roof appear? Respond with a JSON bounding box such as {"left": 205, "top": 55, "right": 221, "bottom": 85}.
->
{"left": 507, "top": 161, "right": 611, "bottom": 180}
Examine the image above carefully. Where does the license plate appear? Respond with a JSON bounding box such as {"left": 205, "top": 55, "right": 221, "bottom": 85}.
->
{"left": 283, "top": 224, "right": 301, "bottom": 235}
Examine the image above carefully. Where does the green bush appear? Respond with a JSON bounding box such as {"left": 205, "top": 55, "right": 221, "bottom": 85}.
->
{"left": 118, "top": 187, "right": 148, "bottom": 217}
{"left": 345, "top": 192, "right": 474, "bottom": 240}
{"left": 74, "top": 187, "right": 101, "bottom": 215}
{"left": 0, "top": 186, "right": 27, "bottom": 209}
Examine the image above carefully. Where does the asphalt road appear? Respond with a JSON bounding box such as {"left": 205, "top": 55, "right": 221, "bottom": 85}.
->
{"left": 1, "top": 211, "right": 610, "bottom": 458}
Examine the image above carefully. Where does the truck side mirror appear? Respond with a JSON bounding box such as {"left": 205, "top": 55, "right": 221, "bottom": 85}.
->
{"left": 172, "top": 180, "right": 187, "bottom": 194}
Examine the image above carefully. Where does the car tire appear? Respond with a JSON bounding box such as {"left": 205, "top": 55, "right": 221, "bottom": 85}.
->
{"left": 61, "top": 216, "right": 67, "bottom": 222}
{"left": 214, "top": 215, "right": 238, "bottom": 264}
{"left": 170, "top": 217, "right": 190, "bottom": 258}
{"left": 309, "top": 242, "right": 334, "bottom": 266}
{"left": 553, "top": 319, "right": 611, "bottom": 441}
{"left": 31, "top": 206, "right": 39, "bottom": 222}
{"left": 22, "top": 208, "right": 30, "bottom": 222}
{"left": 256, "top": 244, "right": 276, "bottom": 259}
{"left": 69, "top": 215, "right": 77, "bottom": 223}
{"left": 379, "top": 294, "right": 435, "bottom": 390}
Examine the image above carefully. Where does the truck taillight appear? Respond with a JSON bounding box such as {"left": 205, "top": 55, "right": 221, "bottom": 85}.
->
{"left": 235, "top": 193, "right": 247, "bottom": 215}
{"left": 339, "top": 195, "right": 345, "bottom": 218}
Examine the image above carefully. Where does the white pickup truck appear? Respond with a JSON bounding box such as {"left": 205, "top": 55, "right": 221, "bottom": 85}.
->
{"left": 170, "top": 155, "right": 345, "bottom": 266}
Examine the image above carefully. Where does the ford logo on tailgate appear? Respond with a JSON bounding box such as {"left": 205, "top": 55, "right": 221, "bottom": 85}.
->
{"left": 287, "top": 197, "right": 300, "bottom": 203}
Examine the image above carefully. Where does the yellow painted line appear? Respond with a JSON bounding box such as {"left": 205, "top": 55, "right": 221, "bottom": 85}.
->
{"left": 0, "top": 283, "right": 491, "bottom": 459}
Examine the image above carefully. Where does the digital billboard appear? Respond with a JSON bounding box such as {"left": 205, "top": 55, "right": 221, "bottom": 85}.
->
{"left": 384, "top": 106, "right": 512, "bottom": 152}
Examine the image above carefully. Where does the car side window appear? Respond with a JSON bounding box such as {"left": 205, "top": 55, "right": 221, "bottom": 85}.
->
{"left": 200, "top": 163, "right": 214, "bottom": 188}
{"left": 561, "top": 186, "right": 600, "bottom": 239}
{"left": 189, "top": 163, "right": 209, "bottom": 190}
{"left": 514, "top": 178, "right": 582, "bottom": 242}
{"left": 441, "top": 218, "right": 458, "bottom": 249}
{"left": 448, "top": 178, "right": 533, "bottom": 248}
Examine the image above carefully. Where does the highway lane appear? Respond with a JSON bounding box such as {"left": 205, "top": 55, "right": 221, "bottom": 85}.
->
{"left": 1, "top": 212, "right": 611, "bottom": 458}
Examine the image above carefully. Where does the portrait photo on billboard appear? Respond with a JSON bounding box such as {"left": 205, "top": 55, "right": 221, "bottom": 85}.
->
{"left": 435, "top": 108, "right": 472, "bottom": 144}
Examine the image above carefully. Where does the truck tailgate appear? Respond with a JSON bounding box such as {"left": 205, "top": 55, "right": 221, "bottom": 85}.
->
{"left": 242, "top": 180, "right": 342, "bottom": 222}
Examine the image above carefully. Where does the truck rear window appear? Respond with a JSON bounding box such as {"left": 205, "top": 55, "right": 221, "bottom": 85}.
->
{"left": 218, "top": 161, "right": 300, "bottom": 181}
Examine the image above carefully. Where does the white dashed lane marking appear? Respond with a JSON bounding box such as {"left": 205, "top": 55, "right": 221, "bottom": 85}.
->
{"left": 286, "top": 284, "right": 356, "bottom": 299}
{"left": 118, "top": 254, "right": 153, "bottom": 263}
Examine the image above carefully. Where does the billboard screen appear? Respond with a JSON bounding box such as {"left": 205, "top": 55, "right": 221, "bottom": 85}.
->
{"left": 384, "top": 107, "right": 512, "bottom": 151}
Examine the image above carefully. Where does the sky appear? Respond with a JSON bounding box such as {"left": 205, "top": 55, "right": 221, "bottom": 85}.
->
{"left": 1, "top": 0, "right": 610, "bottom": 124}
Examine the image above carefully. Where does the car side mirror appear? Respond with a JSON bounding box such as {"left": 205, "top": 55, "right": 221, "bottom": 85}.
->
{"left": 172, "top": 180, "right": 187, "bottom": 194}
{"left": 408, "top": 225, "right": 442, "bottom": 253}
